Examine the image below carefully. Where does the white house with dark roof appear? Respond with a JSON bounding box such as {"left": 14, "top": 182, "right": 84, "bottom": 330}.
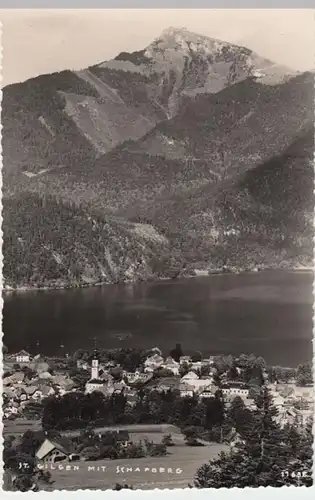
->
{"left": 15, "top": 350, "right": 31, "bottom": 363}
{"left": 36, "top": 438, "right": 76, "bottom": 463}
{"left": 200, "top": 386, "right": 216, "bottom": 399}
{"left": 222, "top": 382, "right": 249, "bottom": 398}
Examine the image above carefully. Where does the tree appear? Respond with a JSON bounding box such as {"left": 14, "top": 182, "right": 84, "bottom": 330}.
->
{"left": 161, "top": 434, "right": 174, "bottom": 447}
{"left": 170, "top": 343, "right": 183, "bottom": 362}
{"left": 194, "top": 387, "right": 312, "bottom": 488}
{"left": 191, "top": 351, "right": 202, "bottom": 362}
{"left": 20, "top": 430, "right": 43, "bottom": 457}
{"left": 179, "top": 362, "right": 190, "bottom": 377}
{"left": 227, "top": 361, "right": 238, "bottom": 380}
{"left": 227, "top": 397, "right": 247, "bottom": 430}
{"left": 3, "top": 452, "right": 49, "bottom": 492}
{"left": 296, "top": 362, "right": 312, "bottom": 386}
{"left": 153, "top": 367, "right": 175, "bottom": 378}
{"left": 72, "top": 349, "right": 86, "bottom": 362}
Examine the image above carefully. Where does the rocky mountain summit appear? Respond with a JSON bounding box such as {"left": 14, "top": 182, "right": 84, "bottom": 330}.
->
{"left": 2, "top": 28, "right": 313, "bottom": 288}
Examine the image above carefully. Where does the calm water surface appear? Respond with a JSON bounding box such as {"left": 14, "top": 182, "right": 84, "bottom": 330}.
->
{"left": 3, "top": 271, "right": 313, "bottom": 367}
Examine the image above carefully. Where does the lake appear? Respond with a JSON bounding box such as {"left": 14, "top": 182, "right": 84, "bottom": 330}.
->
{"left": 3, "top": 270, "right": 313, "bottom": 367}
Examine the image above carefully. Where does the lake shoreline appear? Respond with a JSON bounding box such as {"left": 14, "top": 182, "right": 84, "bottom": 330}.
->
{"left": 3, "top": 265, "right": 313, "bottom": 294}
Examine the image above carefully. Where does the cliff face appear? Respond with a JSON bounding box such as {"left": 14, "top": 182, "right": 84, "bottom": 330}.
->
{"left": 2, "top": 28, "right": 313, "bottom": 288}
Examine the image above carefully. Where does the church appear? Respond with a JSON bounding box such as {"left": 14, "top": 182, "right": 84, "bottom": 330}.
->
{"left": 85, "top": 350, "right": 112, "bottom": 394}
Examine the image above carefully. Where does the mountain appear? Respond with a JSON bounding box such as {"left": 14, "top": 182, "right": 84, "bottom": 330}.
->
{"left": 137, "top": 126, "right": 314, "bottom": 271}
{"left": 5, "top": 72, "right": 311, "bottom": 217}
{"left": 2, "top": 28, "right": 313, "bottom": 288}
{"left": 2, "top": 27, "right": 295, "bottom": 183}
{"left": 98, "top": 27, "right": 293, "bottom": 117}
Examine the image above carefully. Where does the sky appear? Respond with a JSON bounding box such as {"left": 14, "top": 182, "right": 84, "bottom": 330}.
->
{"left": 1, "top": 9, "right": 314, "bottom": 86}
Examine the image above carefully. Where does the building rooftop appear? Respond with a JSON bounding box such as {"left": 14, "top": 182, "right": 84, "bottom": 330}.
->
{"left": 87, "top": 379, "right": 105, "bottom": 384}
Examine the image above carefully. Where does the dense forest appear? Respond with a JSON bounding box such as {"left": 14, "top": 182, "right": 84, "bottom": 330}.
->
{"left": 3, "top": 192, "right": 187, "bottom": 289}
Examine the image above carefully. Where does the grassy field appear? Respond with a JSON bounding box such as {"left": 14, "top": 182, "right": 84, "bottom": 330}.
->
{"left": 40, "top": 443, "right": 228, "bottom": 490}
{"left": 4, "top": 418, "right": 42, "bottom": 436}
{"left": 4, "top": 419, "right": 229, "bottom": 489}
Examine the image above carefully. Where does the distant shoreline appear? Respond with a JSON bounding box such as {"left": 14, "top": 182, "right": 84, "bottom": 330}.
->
{"left": 3, "top": 266, "right": 313, "bottom": 294}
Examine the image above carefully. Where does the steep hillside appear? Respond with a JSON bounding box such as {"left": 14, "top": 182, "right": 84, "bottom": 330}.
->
{"left": 3, "top": 193, "right": 186, "bottom": 289}
{"left": 5, "top": 73, "right": 312, "bottom": 220}
{"left": 2, "top": 71, "right": 97, "bottom": 184}
{"left": 137, "top": 72, "right": 313, "bottom": 179}
{"left": 136, "top": 127, "right": 314, "bottom": 270}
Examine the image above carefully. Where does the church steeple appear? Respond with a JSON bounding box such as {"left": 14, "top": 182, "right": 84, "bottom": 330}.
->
{"left": 91, "top": 349, "right": 100, "bottom": 380}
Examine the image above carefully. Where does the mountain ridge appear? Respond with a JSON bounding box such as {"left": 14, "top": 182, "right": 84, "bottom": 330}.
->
{"left": 2, "top": 28, "right": 313, "bottom": 288}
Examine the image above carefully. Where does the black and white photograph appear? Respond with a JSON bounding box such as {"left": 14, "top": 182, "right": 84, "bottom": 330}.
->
{"left": 1, "top": 8, "right": 314, "bottom": 491}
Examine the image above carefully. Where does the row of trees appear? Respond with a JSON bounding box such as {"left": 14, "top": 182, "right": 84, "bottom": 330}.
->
{"left": 41, "top": 389, "right": 226, "bottom": 435}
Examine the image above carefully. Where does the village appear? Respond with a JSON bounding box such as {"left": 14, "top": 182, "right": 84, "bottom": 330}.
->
{"left": 3, "top": 346, "right": 313, "bottom": 429}
{"left": 3, "top": 345, "right": 314, "bottom": 490}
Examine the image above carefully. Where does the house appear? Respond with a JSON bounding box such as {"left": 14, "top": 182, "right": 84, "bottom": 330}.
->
{"left": 113, "top": 382, "right": 126, "bottom": 393}
{"left": 162, "top": 356, "right": 180, "bottom": 375}
{"left": 180, "top": 371, "right": 199, "bottom": 383}
{"left": 179, "top": 383, "right": 194, "bottom": 398}
{"left": 3, "top": 372, "right": 25, "bottom": 386}
{"left": 36, "top": 438, "right": 74, "bottom": 463}
{"left": 221, "top": 383, "right": 249, "bottom": 398}
{"left": 85, "top": 379, "right": 107, "bottom": 394}
{"left": 23, "top": 386, "right": 43, "bottom": 400}
{"left": 14, "top": 387, "right": 28, "bottom": 401}
{"left": 15, "top": 350, "right": 31, "bottom": 363}
{"left": 24, "top": 385, "right": 39, "bottom": 397}
{"left": 31, "top": 389, "right": 43, "bottom": 400}
{"left": 3, "top": 387, "right": 15, "bottom": 401}
{"left": 183, "top": 377, "right": 215, "bottom": 393}
{"left": 144, "top": 354, "right": 164, "bottom": 372}
{"left": 40, "top": 385, "right": 56, "bottom": 398}
{"left": 125, "top": 371, "right": 153, "bottom": 384}
{"left": 200, "top": 386, "right": 216, "bottom": 399}
{"left": 179, "top": 356, "right": 192, "bottom": 365}
{"left": 5, "top": 405, "right": 19, "bottom": 417}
